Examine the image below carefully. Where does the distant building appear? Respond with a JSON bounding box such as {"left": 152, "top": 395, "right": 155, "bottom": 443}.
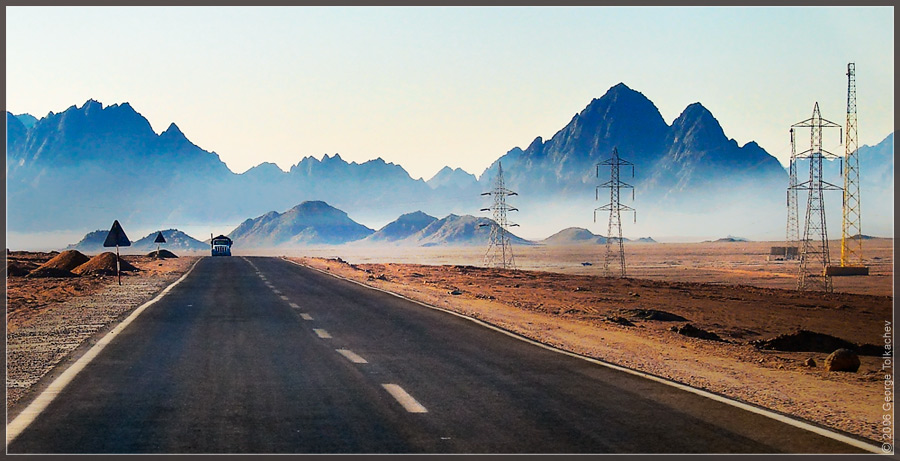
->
{"left": 211, "top": 235, "right": 232, "bottom": 256}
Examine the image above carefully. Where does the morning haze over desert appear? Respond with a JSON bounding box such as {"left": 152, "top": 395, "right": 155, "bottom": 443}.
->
{"left": 5, "top": 5, "right": 895, "bottom": 455}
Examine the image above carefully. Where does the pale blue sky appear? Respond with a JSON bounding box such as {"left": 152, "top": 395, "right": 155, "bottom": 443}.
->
{"left": 6, "top": 6, "right": 894, "bottom": 180}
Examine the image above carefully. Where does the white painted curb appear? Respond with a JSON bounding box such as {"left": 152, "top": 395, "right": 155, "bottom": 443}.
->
{"left": 6, "top": 257, "right": 204, "bottom": 447}
{"left": 282, "top": 257, "right": 884, "bottom": 454}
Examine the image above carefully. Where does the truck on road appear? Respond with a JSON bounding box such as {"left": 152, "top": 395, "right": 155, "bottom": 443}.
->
{"left": 210, "top": 235, "right": 232, "bottom": 256}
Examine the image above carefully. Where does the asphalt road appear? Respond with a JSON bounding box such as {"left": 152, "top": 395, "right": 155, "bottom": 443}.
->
{"left": 7, "top": 256, "right": 870, "bottom": 453}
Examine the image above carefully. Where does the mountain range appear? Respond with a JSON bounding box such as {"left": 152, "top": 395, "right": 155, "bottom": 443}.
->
{"left": 226, "top": 202, "right": 530, "bottom": 248}
{"left": 7, "top": 83, "right": 894, "bottom": 245}
{"left": 66, "top": 228, "right": 208, "bottom": 254}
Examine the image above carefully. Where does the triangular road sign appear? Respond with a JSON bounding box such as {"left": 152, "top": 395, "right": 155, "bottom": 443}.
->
{"left": 103, "top": 220, "right": 131, "bottom": 247}
{"left": 154, "top": 231, "right": 166, "bottom": 244}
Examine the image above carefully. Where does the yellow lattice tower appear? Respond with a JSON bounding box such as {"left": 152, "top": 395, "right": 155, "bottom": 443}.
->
{"left": 841, "top": 62, "right": 863, "bottom": 267}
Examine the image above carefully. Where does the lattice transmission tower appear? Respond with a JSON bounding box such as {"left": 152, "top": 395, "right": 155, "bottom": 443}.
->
{"left": 841, "top": 62, "right": 864, "bottom": 268}
{"left": 786, "top": 127, "right": 800, "bottom": 247}
{"left": 790, "top": 102, "right": 842, "bottom": 292}
{"left": 594, "top": 147, "right": 635, "bottom": 277}
{"left": 480, "top": 161, "right": 519, "bottom": 269}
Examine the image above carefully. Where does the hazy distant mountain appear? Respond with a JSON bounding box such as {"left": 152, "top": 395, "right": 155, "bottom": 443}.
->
{"left": 479, "top": 83, "right": 786, "bottom": 203}
{"left": 427, "top": 166, "right": 478, "bottom": 190}
{"left": 64, "top": 229, "right": 107, "bottom": 254}
{"left": 859, "top": 132, "right": 894, "bottom": 186}
{"left": 131, "top": 229, "right": 208, "bottom": 252}
{"left": 6, "top": 112, "right": 27, "bottom": 153}
{"left": 402, "top": 214, "right": 532, "bottom": 247}
{"left": 711, "top": 235, "right": 750, "bottom": 243}
{"left": 5, "top": 100, "right": 436, "bottom": 233}
{"left": 65, "top": 228, "right": 208, "bottom": 253}
{"left": 812, "top": 131, "right": 893, "bottom": 237}
{"left": 14, "top": 113, "right": 38, "bottom": 129}
{"left": 541, "top": 227, "right": 656, "bottom": 244}
{"left": 363, "top": 211, "right": 437, "bottom": 243}
{"left": 6, "top": 100, "right": 236, "bottom": 232}
{"left": 228, "top": 200, "right": 374, "bottom": 247}
{"left": 542, "top": 227, "right": 607, "bottom": 245}
{"left": 476, "top": 83, "right": 795, "bottom": 239}
{"left": 633, "top": 236, "right": 657, "bottom": 243}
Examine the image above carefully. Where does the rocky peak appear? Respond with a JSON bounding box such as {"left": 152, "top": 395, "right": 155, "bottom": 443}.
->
{"left": 669, "top": 102, "right": 727, "bottom": 149}
{"left": 80, "top": 99, "right": 103, "bottom": 114}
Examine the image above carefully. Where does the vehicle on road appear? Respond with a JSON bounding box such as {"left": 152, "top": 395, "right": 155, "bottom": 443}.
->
{"left": 210, "top": 235, "right": 232, "bottom": 256}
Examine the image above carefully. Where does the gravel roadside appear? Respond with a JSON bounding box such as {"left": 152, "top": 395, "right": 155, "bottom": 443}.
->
{"left": 6, "top": 257, "right": 197, "bottom": 415}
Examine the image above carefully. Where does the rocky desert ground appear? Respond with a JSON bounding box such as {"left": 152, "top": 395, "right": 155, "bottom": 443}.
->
{"left": 6, "top": 238, "right": 894, "bottom": 445}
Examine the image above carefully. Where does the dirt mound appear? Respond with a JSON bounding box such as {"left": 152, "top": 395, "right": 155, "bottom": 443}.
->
{"left": 752, "top": 330, "right": 859, "bottom": 354}
{"left": 7, "top": 260, "right": 39, "bottom": 277}
{"left": 147, "top": 249, "right": 179, "bottom": 259}
{"left": 72, "top": 252, "right": 140, "bottom": 276}
{"left": 33, "top": 250, "right": 90, "bottom": 272}
{"left": 671, "top": 323, "right": 724, "bottom": 342}
{"left": 623, "top": 309, "right": 687, "bottom": 322}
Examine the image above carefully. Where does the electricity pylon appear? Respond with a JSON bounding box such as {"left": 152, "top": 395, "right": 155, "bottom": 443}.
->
{"left": 786, "top": 127, "right": 800, "bottom": 247}
{"left": 790, "top": 102, "right": 842, "bottom": 292}
{"left": 841, "top": 62, "right": 864, "bottom": 268}
{"left": 480, "top": 161, "right": 519, "bottom": 269}
{"left": 594, "top": 147, "right": 635, "bottom": 277}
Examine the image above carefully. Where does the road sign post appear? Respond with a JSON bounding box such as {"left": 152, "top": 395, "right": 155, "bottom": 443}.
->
{"left": 103, "top": 220, "right": 131, "bottom": 285}
{"left": 154, "top": 231, "right": 166, "bottom": 259}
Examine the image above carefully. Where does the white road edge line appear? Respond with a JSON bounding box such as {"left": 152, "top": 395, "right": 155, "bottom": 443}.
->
{"left": 283, "top": 257, "right": 882, "bottom": 454}
{"left": 299, "top": 313, "right": 313, "bottom": 321}
{"left": 382, "top": 384, "right": 427, "bottom": 413}
{"left": 336, "top": 349, "right": 369, "bottom": 364}
{"left": 6, "top": 257, "right": 205, "bottom": 448}
{"left": 313, "top": 329, "right": 332, "bottom": 339}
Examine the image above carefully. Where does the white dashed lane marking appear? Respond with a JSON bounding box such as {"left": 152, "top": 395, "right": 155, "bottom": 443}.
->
{"left": 336, "top": 349, "right": 368, "bottom": 364}
{"left": 299, "top": 313, "right": 313, "bottom": 321}
{"left": 289, "top": 302, "right": 300, "bottom": 309}
{"left": 313, "top": 329, "right": 332, "bottom": 339}
{"left": 280, "top": 295, "right": 289, "bottom": 301}
{"left": 382, "top": 384, "right": 428, "bottom": 413}
{"left": 273, "top": 289, "right": 282, "bottom": 294}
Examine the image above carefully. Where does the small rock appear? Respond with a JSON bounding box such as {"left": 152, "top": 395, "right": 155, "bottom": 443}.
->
{"left": 825, "top": 348, "right": 860, "bottom": 372}
{"left": 805, "top": 357, "right": 816, "bottom": 367}
{"left": 449, "top": 289, "right": 462, "bottom": 295}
